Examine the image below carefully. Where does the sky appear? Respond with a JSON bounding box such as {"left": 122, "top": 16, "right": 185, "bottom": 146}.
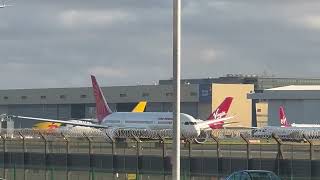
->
{"left": 0, "top": 0, "right": 320, "bottom": 89}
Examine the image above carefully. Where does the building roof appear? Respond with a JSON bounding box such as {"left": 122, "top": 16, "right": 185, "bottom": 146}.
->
{"left": 266, "top": 85, "right": 320, "bottom": 91}
{"left": 248, "top": 85, "right": 320, "bottom": 100}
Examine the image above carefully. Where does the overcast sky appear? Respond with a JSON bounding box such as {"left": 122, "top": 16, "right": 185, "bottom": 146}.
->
{"left": 0, "top": 0, "right": 320, "bottom": 89}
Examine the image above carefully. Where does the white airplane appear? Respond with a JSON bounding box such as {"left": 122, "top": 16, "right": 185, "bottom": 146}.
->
{"left": 10, "top": 75, "right": 234, "bottom": 138}
{"left": 0, "top": 0, "right": 12, "bottom": 8}
{"left": 33, "top": 101, "right": 147, "bottom": 130}
{"left": 279, "top": 106, "right": 320, "bottom": 128}
{"left": 251, "top": 106, "right": 320, "bottom": 139}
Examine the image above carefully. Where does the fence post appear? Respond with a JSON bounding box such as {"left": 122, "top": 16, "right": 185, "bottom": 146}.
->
{"left": 303, "top": 134, "right": 313, "bottom": 161}
{"left": 303, "top": 134, "right": 313, "bottom": 180}
{"left": 181, "top": 136, "right": 191, "bottom": 180}
{"left": 61, "top": 132, "right": 69, "bottom": 180}
{"left": 132, "top": 135, "right": 141, "bottom": 178}
{"left": 18, "top": 131, "right": 26, "bottom": 180}
{"left": 272, "top": 133, "right": 283, "bottom": 176}
{"left": 39, "top": 132, "right": 47, "bottom": 180}
{"left": 187, "top": 138, "right": 191, "bottom": 177}
{"left": 84, "top": 133, "right": 92, "bottom": 155}
{"left": 211, "top": 134, "right": 220, "bottom": 177}
{"left": 39, "top": 132, "right": 47, "bottom": 156}
{"left": 0, "top": 134, "right": 6, "bottom": 179}
{"left": 84, "top": 132, "right": 92, "bottom": 179}
{"left": 105, "top": 132, "right": 116, "bottom": 179}
{"left": 240, "top": 134, "right": 250, "bottom": 170}
{"left": 105, "top": 133, "right": 115, "bottom": 155}
{"left": 157, "top": 135, "right": 166, "bottom": 180}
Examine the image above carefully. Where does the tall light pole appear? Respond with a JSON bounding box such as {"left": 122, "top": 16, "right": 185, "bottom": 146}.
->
{"left": 172, "top": 0, "right": 181, "bottom": 179}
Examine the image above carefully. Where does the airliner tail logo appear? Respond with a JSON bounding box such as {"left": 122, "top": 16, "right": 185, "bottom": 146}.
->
{"left": 207, "top": 97, "right": 233, "bottom": 120}
{"left": 207, "top": 97, "right": 233, "bottom": 130}
{"left": 280, "top": 106, "right": 291, "bottom": 127}
{"left": 91, "top": 75, "right": 112, "bottom": 123}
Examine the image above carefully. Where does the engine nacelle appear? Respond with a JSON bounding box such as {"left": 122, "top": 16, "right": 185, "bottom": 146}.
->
{"left": 194, "top": 131, "right": 209, "bottom": 144}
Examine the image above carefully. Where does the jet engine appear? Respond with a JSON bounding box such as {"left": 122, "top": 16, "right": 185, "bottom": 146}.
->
{"left": 194, "top": 131, "right": 209, "bottom": 144}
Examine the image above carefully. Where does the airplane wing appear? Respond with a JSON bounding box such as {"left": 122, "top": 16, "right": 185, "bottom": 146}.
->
{"left": 197, "top": 116, "right": 234, "bottom": 127}
{"left": 10, "top": 115, "right": 110, "bottom": 129}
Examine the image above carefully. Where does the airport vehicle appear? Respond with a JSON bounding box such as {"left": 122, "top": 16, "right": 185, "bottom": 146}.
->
{"left": 280, "top": 106, "right": 320, "bottom": 128}
{"left": 11, "top": 75, "right": 234, "bottom": 138}
{"left": 33, "top": 101, "right": 147, "bottom": 130}
{"left": 225, "top": 170, "right": 280, "bottom": 180}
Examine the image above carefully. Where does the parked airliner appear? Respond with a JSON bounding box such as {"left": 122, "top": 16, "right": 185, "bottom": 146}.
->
{"left": 251, "top": 106, "right": 320, "bottom": 139}
{"left": 280, "top": 106, "right": 320, "bottom": 128}
{"left": 33, "top": 101, "right": 147, "bottom": 130}
{"left": 11, "top": 75, "right": 234, "bottom": 138}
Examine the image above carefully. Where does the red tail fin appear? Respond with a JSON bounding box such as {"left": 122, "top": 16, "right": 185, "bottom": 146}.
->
{"left": 91, "top": 75, "right": 112, "bottom": 123}
{"left": 207, "top": 97, "right": 233, "bottom": 130}
{"left": 279, "top": 106, "right": 291, "bottom": 127}
{"left": 207, "top": 97, "right": 233, "bottom": 120}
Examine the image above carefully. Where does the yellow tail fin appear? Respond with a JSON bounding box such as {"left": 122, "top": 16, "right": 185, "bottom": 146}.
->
{"left": 132, "top": 101, "right": 147, "bottom": 112}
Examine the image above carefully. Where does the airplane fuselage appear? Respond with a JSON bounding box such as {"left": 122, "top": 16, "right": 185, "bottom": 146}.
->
{"left": 101, "top": 112, "right": 202, "bottom": 137}
{"left": 290, "top": 123, "right": 320, "bottom": 128}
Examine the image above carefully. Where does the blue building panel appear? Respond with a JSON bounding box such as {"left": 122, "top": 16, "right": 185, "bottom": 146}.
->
{"left": 199, "top": 84, "right": 212, "bottom": 102}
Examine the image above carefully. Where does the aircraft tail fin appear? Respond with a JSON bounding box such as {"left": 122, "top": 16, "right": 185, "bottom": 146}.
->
{"left": 132, "top": 101, "right": 147, "bottom": 112}
{"left": 207, "top": 97, "right": 233, "bottom": 120}
{"left": 280, "top": 106, "right": 291, "bottom": 127}
{"left": 91, "top": 75, "right": 112, "bottom": 123}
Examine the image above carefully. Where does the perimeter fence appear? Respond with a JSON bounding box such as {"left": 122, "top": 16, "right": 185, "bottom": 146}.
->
{"left": 0, "top": 128, "right": 319, "bottom": 180}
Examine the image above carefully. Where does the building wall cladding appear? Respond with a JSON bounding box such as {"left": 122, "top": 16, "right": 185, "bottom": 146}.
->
{"left": 0, "top": 84, "right": 199, "bottom": 105}
{"left": 248, "top": 86, "right": 320, "bottom": 126}
{"left": 256, "top": 102, "right": 268, "bottom": 127}
{"left": 212, "top": 84, "right": 254, "bottom": 128}
{"left": 268, "top": 99, "right": 320, "bottom": 126}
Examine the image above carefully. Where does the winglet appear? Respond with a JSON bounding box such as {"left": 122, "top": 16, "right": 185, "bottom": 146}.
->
{"left": 132, "top": 101, "right": 147, "bottom": 112}
{"left": 280, "top": 106, "right": 291, "bottom": 127}
{"left": 207, "top": 97, "right": 233, "bottom": 120}
{"left": 91, "top": 75, "right": 112, "bottom": 123}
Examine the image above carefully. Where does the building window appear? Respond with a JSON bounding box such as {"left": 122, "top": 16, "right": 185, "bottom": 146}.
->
{"left": 190, "top": 92, "right": 197, "bottom": 96}
{"left": 120, "top": 93, "right": 127, "bottom": 97}
{"left": 166, "top": 92, "right": 173, "bottom": 96}
{"left": 21, "top": 96, "right": 27, "bottom": 100}
{"left": 80, "top": 95, "right": 87, "bottom": 98}
{"left": 60, "top": 95, "right": 66, "bottom": 99}
{"left": 40, "top": 96, "right": 46, "bottom": 99}
{"left": 3, "top": 96, "right": 8, "bottom": 100}
{"left": 142, "top": 92, "right": 149, "bottom": 97}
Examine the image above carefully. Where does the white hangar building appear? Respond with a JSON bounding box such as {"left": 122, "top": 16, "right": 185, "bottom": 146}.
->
{"left": 248, "top": 85, "right": 320, "bottom": 126}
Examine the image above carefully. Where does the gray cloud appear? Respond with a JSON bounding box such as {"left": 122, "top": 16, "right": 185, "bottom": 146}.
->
{"left": 0, "top": 0, "right": 319, "bottom": 89}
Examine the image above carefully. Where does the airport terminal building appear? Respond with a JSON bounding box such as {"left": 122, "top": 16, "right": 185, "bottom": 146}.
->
{"left": 1, "top": 75, "right": 320, "bottom": 128}
{"left": 0, "top": 83, "right": 253, "bottom": 128}
{"left": 248, "top": 85, "right": 320, "bottom": 126}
